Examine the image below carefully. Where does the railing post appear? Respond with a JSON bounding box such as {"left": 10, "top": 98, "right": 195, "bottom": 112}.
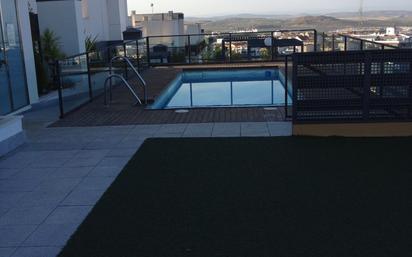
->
{"left": 229, "top": 33, "right": 232, "bottom": 63}
{"left": 188, "top": 35, "right": 191, "bottom": 64}
{"left": 146, "top": 37, "right": 151, "bottom": 66}
{"left": 136, "top": 40, "right": 140, "bottom": 70}
{"left": 271, "top": 31, "right": 275, "bottom": 61}
{"left": 107, "top": 46, "right": 111, "bottom": 63}
{"left": 344, "top": 36, "right": 348, "bottom": 51}
{"left": 322, "top": 32, "right": 326, "bottom": 52}
{"left": 292, "top": 54, "right": 298, "bottom": 124}
{"left": 363, "top": 53, "right": 371, "bottom": 120}
{"left": 284, "top": 56, "right": 289, "bottom": 120}
{"left": 221, "top": 40, "right": 226, "bottom": 62}
{"left": 313, "top": 30, "right": 318, "bottom": 52}
{"left": 332, "top": 34, "right": 335, "bottom": 51}
{"left": 360, "top": 40, "right": 364, "bottom": 51}
{"left": 86, "top": 52, "right": 93, "bottom": 100}
{"left": 123, "top": 43, "right": 128, "bottom": 79}
{"left": 56, "top": 60, "right": 64, "bottom": 118}
{"left": 409, "top": 60, "right": 412, "bottom": 119}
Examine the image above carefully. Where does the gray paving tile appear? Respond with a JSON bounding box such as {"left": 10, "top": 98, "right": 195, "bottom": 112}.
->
{"left": 129, "top": 125, "right": 161, "bottom": 137}
{"left": 74, "top": 177, "right": 115, "bottom": 191}
{"left": 73, "top": 150, "right": 110, "bottom": 159}
{"left": 93, "top": 126, "right": 134, "bottom": 136}
{"left": 116, "top": 137, "right": 145, "bottom": 149}
{"left": 22, "top": 223, "right": 79, "bottom": 247}
{"left": 87, "top": 166, "right": 123, "bottom": 178}
{"left": 241, "top": 123, "right": 270, "bottom": 137}
{"left": 97, "top": 157, "right": 130, "bottom": 168}
{"left": 83, "top": 136, "right": 127, "bottom": 150}
{"left": 48, "top": 167, "right": 93, "bottom": 179}
{"left": 1, "top": 152, "right": 43, "bottom": 163}
{"left": 0, "top": 248, "right": 15, "bottom": 257}
{"left": 0, "top": 169, "right": 20, "bottom": 180}
{"left": 212, "top": 123, "right": 241, "bottom": 137}
{"left": 63, "top": 157, "right": 104, "bottom": 168}
{"left": 0, "top": 179, "right": 44, "bottom": 193}
{"left": 11, "top": 168, "right": 56, "bottom": 180}
{"left": 11, "top": 247, "right": 61, "bottom": 257}
{"left": 0, "top": 193, "right": 27, "bottom": 209}
{"left": 35, "top": 178, "right": 82, "bottom": 194}
{"left": 19, "top": 143, "right": 85, "bottom": 152}
{"left": 154, "top": 124, "right": 187, "bottom": 137}
{"left": 106, "top": 148, "right": 137, "bottom": 158}
{"left": 0, "top": 208, "right": 9, "bottom": 219}
{"left": 0, "top": 206, "right": 55, "bottom": 226}
{"left": 0, "top": 225, "right": 37, "bottom": 247}
{"left": 45, "top": 206, "right": 92, "bottom": 225}
{"left": 0, "top": 159, "right": 31, "bottom": 169}
{"left": 29, "top": 158, "right": 71, "bottom": 168}
{"left": 153, "top": 133, "right": 183, "bottom": 138}
{"left": 36, "top": 151, "right": 79, "bottom": 160}
{"left": 267, "top": 122, "right": 292, "bottom": 137}
{"left": 61, "top": 190, "right": 105, "bottom": 206}
{"left": 183, "top": 123, "right": 214, "bottom": 137}
{"left": 15, "top": 190, "right": 69, "bottom": 208}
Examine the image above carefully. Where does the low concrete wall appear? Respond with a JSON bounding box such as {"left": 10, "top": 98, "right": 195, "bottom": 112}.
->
{"left": 293, "top": 122, "right": 412, "bottom": 137}
{"left": 0, "top": 116, "right": 25, "bottom": 157}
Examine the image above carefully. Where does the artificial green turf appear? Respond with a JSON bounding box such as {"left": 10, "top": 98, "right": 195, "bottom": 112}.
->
{"left": 59, "top": 137, "right": 412, "bottom": 257}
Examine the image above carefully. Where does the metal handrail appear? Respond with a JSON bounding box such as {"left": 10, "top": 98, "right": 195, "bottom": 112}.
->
{"left": 104, "top": 74, "right": 142, "bottom": 106}
{"left": 110, "top": 56, "right": 147, "bottom": 104}
{"left": 336, "top": 33, "right": 399, "bottom": 49}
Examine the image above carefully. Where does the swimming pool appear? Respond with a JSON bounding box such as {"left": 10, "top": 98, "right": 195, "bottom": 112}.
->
{"left": 150, "top": 68, "right": 292, "bottom": 109}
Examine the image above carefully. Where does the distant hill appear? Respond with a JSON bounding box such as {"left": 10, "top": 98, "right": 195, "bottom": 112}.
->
{"left": 201, "top": 13, "right": 412, "bottom": 33}
{"left": 202, "top": 18, "right": 283, "bottom": 32}
{"left": 327, "top": 10, "right": 412, "bottom": 20}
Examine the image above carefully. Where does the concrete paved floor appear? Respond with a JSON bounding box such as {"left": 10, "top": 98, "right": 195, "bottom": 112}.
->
{"left": 0, "top": 106, "right": 291, "bottom": 257}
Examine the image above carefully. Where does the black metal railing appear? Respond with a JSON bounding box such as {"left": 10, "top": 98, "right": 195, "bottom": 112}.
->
{"left": 56, "top": 40, "right": 145, "bottom": 117}
{"left": 144, "top": 29, "right": 318, "bottom": 65}
{"left": 292, "top": 49, "right": 412, "bottom": 123}
{"left": 55, "top": 28, "right": 402, "bottom": 118}
{"left": 317, "top": 33, "right": 398, "bottom": 52}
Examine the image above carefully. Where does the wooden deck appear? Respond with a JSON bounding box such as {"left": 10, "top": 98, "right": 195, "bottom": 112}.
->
{"left": 52, "top": 64, "right": 287, "bottom": 127}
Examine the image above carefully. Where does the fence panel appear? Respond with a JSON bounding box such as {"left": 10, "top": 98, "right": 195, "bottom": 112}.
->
{"left": 292, "top": 49, "right": 412, "bottom": 123}
{"left": 57, "top": 54, "right": 90, "bottom": 115}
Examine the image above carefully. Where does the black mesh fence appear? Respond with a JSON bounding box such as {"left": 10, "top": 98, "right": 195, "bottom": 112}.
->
{"left": 292, "top": 49, "right": 412, "bottom": 123}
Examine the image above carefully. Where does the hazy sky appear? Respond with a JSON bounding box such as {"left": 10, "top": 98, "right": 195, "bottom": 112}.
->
{"left": 127, "top": 0, "right": 411, "bottom": 16}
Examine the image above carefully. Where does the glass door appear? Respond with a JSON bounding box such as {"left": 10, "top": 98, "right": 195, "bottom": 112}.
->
{"left": 0, "top": 5, "right": 12, "bottom": 115}
{"left": 0, "top": 0, "right": 29, "bottom": 115}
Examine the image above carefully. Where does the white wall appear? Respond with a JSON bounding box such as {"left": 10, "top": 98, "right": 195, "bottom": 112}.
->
{"left": 37, "top": 0, "right": 127, "bottom": 56}
{"left": 107, "top": 0, "right": 122, "bottom": 40}
{"left": 116, "top": 0, "right": 128, "bottom": 38}
{"left": 17, "top": 0, "right": 38, "bottom": 104}
{"left": 131, "top": 12, "right": 187, "bottom": 47}
{"left": 37, "top": 0, "right": 82, "bottom": 56}
{"left": 74, "top": 1, "right": 87, "bottom": 54}
{"left": 185, "top": 24, "right": 204, "bottom": 45}
{"left": 82, "top": 0, "right": 127, "bottom": 42}
{"left": 139, "top": 19, "right": 185, "bottom": 47}
{"left": 82, "top": 0, "right": 110, "bottom": 42}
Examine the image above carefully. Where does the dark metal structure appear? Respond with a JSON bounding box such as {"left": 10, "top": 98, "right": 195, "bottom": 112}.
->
{"left": 292, "top": 49, "right": 412, "bottom": 123}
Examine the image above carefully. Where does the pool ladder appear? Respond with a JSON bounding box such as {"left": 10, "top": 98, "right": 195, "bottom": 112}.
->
{"left": 104, "top": 56, "right": 147, "bottom": 106}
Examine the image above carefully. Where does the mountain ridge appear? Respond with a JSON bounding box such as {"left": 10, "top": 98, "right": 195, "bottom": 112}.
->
{"left": 197, "top": 13, "right": 412, "bottom": 32}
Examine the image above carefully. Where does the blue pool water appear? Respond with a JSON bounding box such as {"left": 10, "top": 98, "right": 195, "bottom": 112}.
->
{"left": 150, "top": 68, "right": 292, "bottom": 109}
